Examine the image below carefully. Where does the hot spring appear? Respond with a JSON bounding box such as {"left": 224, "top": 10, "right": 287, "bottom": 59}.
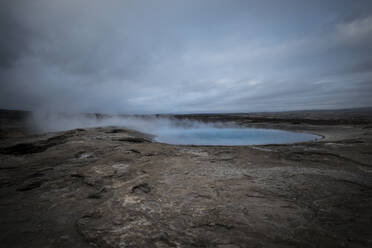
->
{"left": 27, "top": 113, "right": 321, "bottom": 145}
{"left": 152, "top": 127, "right": 320, "bottom": 146}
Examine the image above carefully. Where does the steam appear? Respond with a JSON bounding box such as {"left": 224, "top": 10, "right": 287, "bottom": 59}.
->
{"left": 27, "top": 111, "right": 236, "bottom": 135}
{"left": 25, "top": 111, "right": 320, "bottom": 145}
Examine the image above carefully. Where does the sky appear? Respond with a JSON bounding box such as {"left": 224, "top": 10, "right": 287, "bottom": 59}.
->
{"left": 0, "top": 0, "right": 372, "bottom": 114}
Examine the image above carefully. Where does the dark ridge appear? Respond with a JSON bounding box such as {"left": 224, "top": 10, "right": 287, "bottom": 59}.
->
{"left": 0, "top": 133, "right": 72, "bottom": 155}
{"left": 0, "top": 109, "right": 31, "bottom": 120}
{"left": 105, "top": 128, "right": 127, "bottom": 133}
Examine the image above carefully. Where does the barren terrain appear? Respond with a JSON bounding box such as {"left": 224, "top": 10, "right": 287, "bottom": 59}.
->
{"left": 0, "top": 109, "right": 371, "bottom": 247}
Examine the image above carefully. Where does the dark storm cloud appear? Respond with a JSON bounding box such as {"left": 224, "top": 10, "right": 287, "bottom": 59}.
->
{"left": 0, "top": 0, "right": 372, "bottom": 113}
{"left": 0, "top": 2, "right": 31, "bottom": 68}
{"left": 350, "top": 60, "right": 372, "bottom": 74}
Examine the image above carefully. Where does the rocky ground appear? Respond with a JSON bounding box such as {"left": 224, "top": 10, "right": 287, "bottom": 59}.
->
{"left": 0, "top": 109, "right": 372, "bottom": 247}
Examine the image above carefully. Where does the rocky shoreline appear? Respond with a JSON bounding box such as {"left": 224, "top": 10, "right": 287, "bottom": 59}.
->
{"left": 0, "top": 109, "right": 372, "bottom": 247}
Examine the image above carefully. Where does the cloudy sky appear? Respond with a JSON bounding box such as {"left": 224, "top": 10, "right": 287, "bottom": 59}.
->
{"left": 1, "top": 0, "right": 372, "bottom": 114}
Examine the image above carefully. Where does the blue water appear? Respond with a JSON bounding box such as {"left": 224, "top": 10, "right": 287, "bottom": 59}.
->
{"left": 153, "top": 127, "right": 320, "bottom": 145}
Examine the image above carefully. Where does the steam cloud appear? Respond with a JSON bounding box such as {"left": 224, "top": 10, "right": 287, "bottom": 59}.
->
{"left": 27, "top": 111, "right": 236, "bottom": 135}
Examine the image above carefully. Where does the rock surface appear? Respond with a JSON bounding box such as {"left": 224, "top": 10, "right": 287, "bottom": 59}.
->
{"left": 0, "top": 110, "right": 372, "bottom": 247}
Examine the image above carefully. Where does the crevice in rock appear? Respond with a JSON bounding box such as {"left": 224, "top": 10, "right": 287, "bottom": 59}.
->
{"left": 131, "top": 183, "right": 151, "bottom": 194}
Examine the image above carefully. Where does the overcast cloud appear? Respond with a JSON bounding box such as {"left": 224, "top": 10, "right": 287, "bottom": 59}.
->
{"left": 1, "top": 0, "right": 372, "bottom": 114}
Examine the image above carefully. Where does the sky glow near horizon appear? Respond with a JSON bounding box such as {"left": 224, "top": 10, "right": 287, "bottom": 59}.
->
{"left": 0, "top": 0, "right": 372, "bottom": 114}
